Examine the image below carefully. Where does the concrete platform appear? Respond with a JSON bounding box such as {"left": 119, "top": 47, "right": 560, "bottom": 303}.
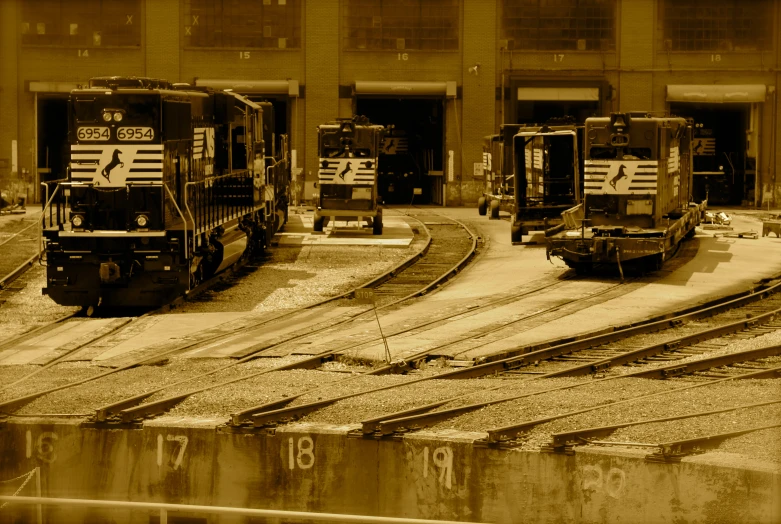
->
{"left": 276, "top": 209, "right": 413, "bottom": 247}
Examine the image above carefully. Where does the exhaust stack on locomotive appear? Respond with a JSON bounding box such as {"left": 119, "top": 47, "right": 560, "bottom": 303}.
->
{"left": 40, "top": 76, "right": 290, "bottom": 308}
{"left": 545, "top": 112, "right": 707, "bottom": 273}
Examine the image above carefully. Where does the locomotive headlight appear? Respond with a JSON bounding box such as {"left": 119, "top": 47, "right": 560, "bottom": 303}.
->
{"left": 113, "top": 112, "right": 123, "bottom": 122}
{"left": 135, "top": 214, "right": 149, "bottom": 228}
{"left": 102, "top": 111, "right": 113, "bottom": 122}
{"left": 71, "top": 214, "right": 84, "bottom": 228}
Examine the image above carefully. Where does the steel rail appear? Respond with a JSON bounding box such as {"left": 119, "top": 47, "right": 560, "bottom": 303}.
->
{"left": 1, "top": 318, "right": 134, "bottom": 390}
{"left": 626, "top": 344, "right": 781, "bottom": 379}
{"left": 0, "top": 336, "right": 221, "bottom": 414}
{"left": 238, "top": 280, "right": 627, "bottom": 427}
{"left": 247, "top": 277, "right": 781, "bottom": 431}
{"left": 363, "top": 303, "right": 781, "bottom": 435}
{"left": 483, "top": 366, "right": 781, "bottom": 444}
{"left": 0, "top": 203, "right": 472, "bottom": 417}
{"left": 104, "top": 352, "right": 327, "bottom": 422}
{"left": 372, "top": 353, "right": 781, "bottom": 438}
{"left": 0, "top": 252, "right": 40, "bottom": 291}
{"left": 549, "top": 399, "right": 781, "bottom": 448}
{"left": 105, "top": 266, "right": 568, "bottom": 423}
{"left": 0, "top": 312, "right": 78, "bottom": 353}
{"left": 544, "top": 305, "right": 781, "bottom": 377}
{"left": 436, "top": 279, "right": 781, "bottom": 380}
{"left": 647, "top": 422, "right": 781, "bottom": 462}
{"left": 78, "top": 216, "right": 477, "bottom": 421}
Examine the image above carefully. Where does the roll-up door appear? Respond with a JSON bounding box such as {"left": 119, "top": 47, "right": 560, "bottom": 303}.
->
{"left": 666, "top": 85, "right": 766, "bottom": 103}
{"left": 195, "top": 79, "right": 300, "bottom": 97}
{"left": 354, "top": 81, "right": 457, "bottom": 97}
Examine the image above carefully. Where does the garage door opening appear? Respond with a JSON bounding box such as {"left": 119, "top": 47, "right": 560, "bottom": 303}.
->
{"left": 670, "top": 103, "right": 753, "bottom": 205}
{"left": 516, "top": 100, "right": 600, "bottom": 125}
{"left": 37, "top": 96, "right": 69, "bottom": 186}
{"left": 514, "top": 86, "right": 602, "bottom": 125}
{"left": 356, "top": 98, "right": 444, "bottom": 205}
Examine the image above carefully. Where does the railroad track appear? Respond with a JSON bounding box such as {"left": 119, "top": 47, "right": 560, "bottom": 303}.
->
{"left": 0, "top": 214, "right": 43, "bottom": 308}
{"left": 3, "top": 220, "right": 779, "bottom": 463}
{"left": 0, "top": 212, "right": 478, "bottom": 419}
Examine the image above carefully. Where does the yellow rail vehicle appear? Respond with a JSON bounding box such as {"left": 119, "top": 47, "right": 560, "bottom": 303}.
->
{"left": 314, "top": 116, "right": 385, "bottom": 234}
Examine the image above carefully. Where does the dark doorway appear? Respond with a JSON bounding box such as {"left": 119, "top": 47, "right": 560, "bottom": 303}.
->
{"left": 37, "top": 96, "right": 69, "bottom": 185}
{"left": 356, "top": 97, "right": 444, "bottom": 205}
{"left": 516, "top": 100, "right": 599, "bottom": 125}
{"left": 671, "top": 103, "right": 751, "bottom": 205}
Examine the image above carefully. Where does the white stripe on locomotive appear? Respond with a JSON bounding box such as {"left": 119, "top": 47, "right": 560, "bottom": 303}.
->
{"left": 317, "top": 157, "right": 377, "bottom": 185}
{"left": 70, "top": 144, "right": 163, "bottom": 187}
{"left": 584, "top": 160, "right": 659, "bottom": 195}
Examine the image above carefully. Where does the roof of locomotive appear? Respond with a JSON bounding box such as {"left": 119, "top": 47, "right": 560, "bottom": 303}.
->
{"left": 70, "top": 78, "right": 266, "bottom": 109}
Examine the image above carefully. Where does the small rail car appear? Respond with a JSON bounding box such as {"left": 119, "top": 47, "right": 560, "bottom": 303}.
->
{"left": 313, "top": 116, "right": 385, "bottom": 234}
{"left": 510, "top": 122, "right": 583, "bottom": 243}
{"left": 41, "top": 76, "right": 290, "bottom": 308}
{"left": 478, "top": 124, "right": 522, "bottom": 220}
{"left": 545, "top": 112, "right": 707, "bottom": 273}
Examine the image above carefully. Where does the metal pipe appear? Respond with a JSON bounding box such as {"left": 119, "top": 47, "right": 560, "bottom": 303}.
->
{"left": 0, "top": 496, "right": 488, "bottom": 524}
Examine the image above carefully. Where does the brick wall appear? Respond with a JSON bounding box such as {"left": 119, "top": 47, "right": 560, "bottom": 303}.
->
{"left": 460, "top": 0, "right": 497, "bottom": 204}
{"left": 1, "top": 0, "right": 779, "bottom": 206}
{"left": 303, "top": 0, "right": 339, "bottom": 201}
{"left": 0, "top": 1, "right": 19, "bottom": 193}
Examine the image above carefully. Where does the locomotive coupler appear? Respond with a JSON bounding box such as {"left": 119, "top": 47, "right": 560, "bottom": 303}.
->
{"left": 99, "top": 260, "right": 121, "bottom": 283}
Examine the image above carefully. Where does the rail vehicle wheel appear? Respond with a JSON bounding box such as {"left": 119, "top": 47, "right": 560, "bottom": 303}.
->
{"left": 373, "top": 210, "right": 383, "bottom": 235}
{"left": 313, "top": 212, "right": 324, "bottom": 232}
{"left": 189, "top": 263, "right": 203, "bottom": 288}
{"left": 510, "top": 221, "right": 523, "bottom": 243}
{"left": 489, "top": 199, "right": 500, "bottom": 219}
{"left": 477, "top": 197, "right": 487, "bottom": 216}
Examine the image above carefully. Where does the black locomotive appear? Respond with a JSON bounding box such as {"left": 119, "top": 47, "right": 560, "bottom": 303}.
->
{"left": 41, "top": 76, "right": 290, "bottom": 308}
{"left": 546, "top": 112, "right": 706, "bottom": 273}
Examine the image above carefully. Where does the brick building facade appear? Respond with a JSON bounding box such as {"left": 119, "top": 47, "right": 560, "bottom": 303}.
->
{"left": 0, "top": 0, "right": 779, "bottom": 207}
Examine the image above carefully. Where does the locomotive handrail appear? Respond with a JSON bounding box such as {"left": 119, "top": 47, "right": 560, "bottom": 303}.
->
{"left": 265, "top": 157, "right": 286, "bottom": 226}
{"left": 163, "top": 183, "right": 188, "bottom": 263}
{"left": 38, "top": 182, "right": 63, "bottom": 266}
{"left": 183, "top": 169, "right": 258, "bottom": 238}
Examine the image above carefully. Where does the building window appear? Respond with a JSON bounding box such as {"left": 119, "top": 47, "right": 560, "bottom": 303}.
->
{"left": 344, "top": 0, "right": 460, "bottom": 51}
{"left": 21, "top": 0, "right": 141, "bottom": 47}
{"left": 501, "top": 0, "right": 616, "bottom": 51}
{"left": 661, "top": 0, "right": 771, "bottom": 52}
{"left": 183, "top": 0, "right": 301, "bottom": 48}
